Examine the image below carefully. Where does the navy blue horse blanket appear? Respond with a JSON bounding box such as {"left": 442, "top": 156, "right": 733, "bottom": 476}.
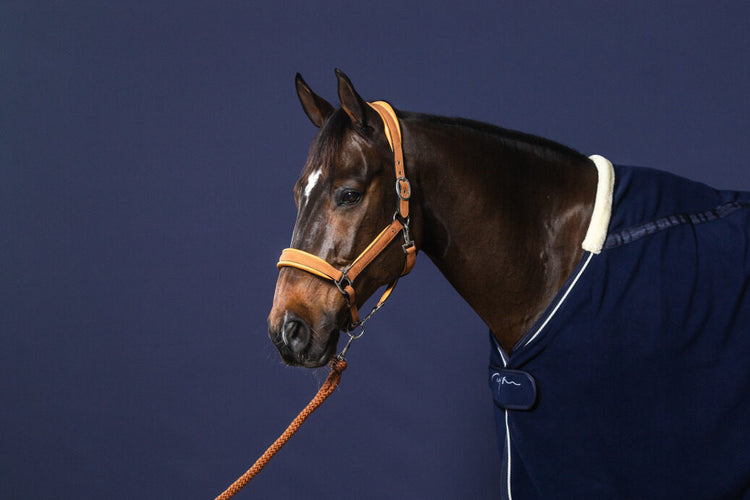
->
{"left": 488, "top": 159, "right": 750, "bottom": 499}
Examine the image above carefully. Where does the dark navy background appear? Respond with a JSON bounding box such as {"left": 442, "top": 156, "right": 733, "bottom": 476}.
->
{"left": 2, "top": 2, "right": 748, "bottom": 498}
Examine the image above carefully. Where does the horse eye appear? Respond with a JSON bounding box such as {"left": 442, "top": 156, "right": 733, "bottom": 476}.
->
{"left": 339, "top": 190, "right": 362, "bottom": 206}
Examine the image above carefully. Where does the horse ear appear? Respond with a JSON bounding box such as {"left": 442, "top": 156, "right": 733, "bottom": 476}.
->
{"left": 295, "top": 73, "right": 334, "bottom": 128}
{"left": 335, "top": 69, "right": 368, "bottom": 128}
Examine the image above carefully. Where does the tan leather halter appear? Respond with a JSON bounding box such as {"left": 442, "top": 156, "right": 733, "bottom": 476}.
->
{"left": 276, "top": 101, "right": 417, "bottom": 328}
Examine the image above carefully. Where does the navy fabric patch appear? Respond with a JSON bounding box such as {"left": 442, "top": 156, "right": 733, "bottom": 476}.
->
{"left": 488, "top": 368, "right": 537, "bottom": 410}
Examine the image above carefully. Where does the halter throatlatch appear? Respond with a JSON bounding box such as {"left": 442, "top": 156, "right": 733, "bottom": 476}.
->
{"left": 276, "top": 101, "right": 417, "bottom": 336}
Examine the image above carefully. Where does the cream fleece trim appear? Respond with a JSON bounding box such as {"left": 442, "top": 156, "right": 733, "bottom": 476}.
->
{"left": 581, "top": 155, "right": 615, "bottom": 254}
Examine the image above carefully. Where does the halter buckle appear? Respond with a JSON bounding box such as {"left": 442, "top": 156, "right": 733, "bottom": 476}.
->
{"left": 396, "top": 177, "right": 411, "bottom": 201}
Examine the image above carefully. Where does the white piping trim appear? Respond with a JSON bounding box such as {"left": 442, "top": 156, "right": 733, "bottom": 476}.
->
{"left": 497, "top": 253, "right": 594, "bottom": 499}
{"left": 581, "top": 155, "right": 615, "bottom": 254}
{"left": 505, "top": 410, "right": 513, "bottom": 500}
{"left": 523, "top": 252, "right": 594, "bottom": 348}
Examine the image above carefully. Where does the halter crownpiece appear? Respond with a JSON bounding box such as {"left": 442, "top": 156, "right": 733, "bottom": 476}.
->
{"left": 370, "top": 101, "right": 410, "bottom": 220}
{"left": 276, "top": 101, "right": 417, "bottom": 329}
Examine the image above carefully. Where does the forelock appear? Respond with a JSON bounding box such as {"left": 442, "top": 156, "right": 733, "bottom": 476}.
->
{"left": 304, "top": 109, "right": 351, "bottom": 176}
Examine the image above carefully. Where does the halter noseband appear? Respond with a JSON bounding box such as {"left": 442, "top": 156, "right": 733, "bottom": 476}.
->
{"left": 276, "top": 101, "right": 418, "bottom": 328}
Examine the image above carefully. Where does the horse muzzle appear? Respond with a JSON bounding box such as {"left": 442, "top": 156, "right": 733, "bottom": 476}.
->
{"left": 267, "top": 313, "right": 340, "bottom": 367}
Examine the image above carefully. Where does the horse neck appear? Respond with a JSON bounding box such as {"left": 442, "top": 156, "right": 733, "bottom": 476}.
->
{"left": 402, "top": 115, "right": 597, "bottom": 353}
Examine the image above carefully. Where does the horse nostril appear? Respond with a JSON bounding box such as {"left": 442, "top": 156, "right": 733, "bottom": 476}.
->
{"left": 282, "top": 317, "right": 311, "bottom": 354}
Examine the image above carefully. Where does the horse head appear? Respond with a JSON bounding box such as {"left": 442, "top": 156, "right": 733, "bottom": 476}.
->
{"left": 268, "top": 70, "right": 417, "bottom": 367}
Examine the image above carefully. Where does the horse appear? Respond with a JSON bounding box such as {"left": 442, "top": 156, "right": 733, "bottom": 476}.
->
{"left": 267, "top": 70, "right": 750, "bottom": 499}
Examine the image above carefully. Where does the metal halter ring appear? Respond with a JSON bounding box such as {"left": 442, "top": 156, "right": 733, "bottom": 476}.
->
{"left": 335, "top": 275, "right": 353, "bottom": 305}
{"left": 337, "top": 323, "right": 365, "bottom": 359}
{"left": 393, "top": 211, "right": 411, "bottom": 226}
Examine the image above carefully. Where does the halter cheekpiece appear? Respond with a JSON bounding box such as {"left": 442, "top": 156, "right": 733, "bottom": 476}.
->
{"left": 276, "top": 101, "right": 418, "bottom": 330}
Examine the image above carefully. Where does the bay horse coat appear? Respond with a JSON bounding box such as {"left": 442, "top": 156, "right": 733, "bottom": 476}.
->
{"left": 489, "top": 157, "right": 750, "bottom": 499}
{"left": 271, "top": 71, "right": 750, "bottom": 498}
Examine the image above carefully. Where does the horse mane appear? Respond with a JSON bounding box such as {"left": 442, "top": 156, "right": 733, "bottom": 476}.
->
{"left": 306, "top": 107, "right": 588, "bottom": 176}
{"left": 399, "top": 110, "right": 588, "bottom": 164}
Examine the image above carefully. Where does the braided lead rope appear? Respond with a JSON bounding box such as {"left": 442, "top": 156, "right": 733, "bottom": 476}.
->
{"left": 215, "top": 357, "right": 347, "bottom": 500}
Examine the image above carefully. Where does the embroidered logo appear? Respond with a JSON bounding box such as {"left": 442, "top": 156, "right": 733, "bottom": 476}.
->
{"left": 490, "top": 369, "right": 537, "bottom": 410}
{"left": 492, "top": 373, "right": 521, "bottom": 386}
